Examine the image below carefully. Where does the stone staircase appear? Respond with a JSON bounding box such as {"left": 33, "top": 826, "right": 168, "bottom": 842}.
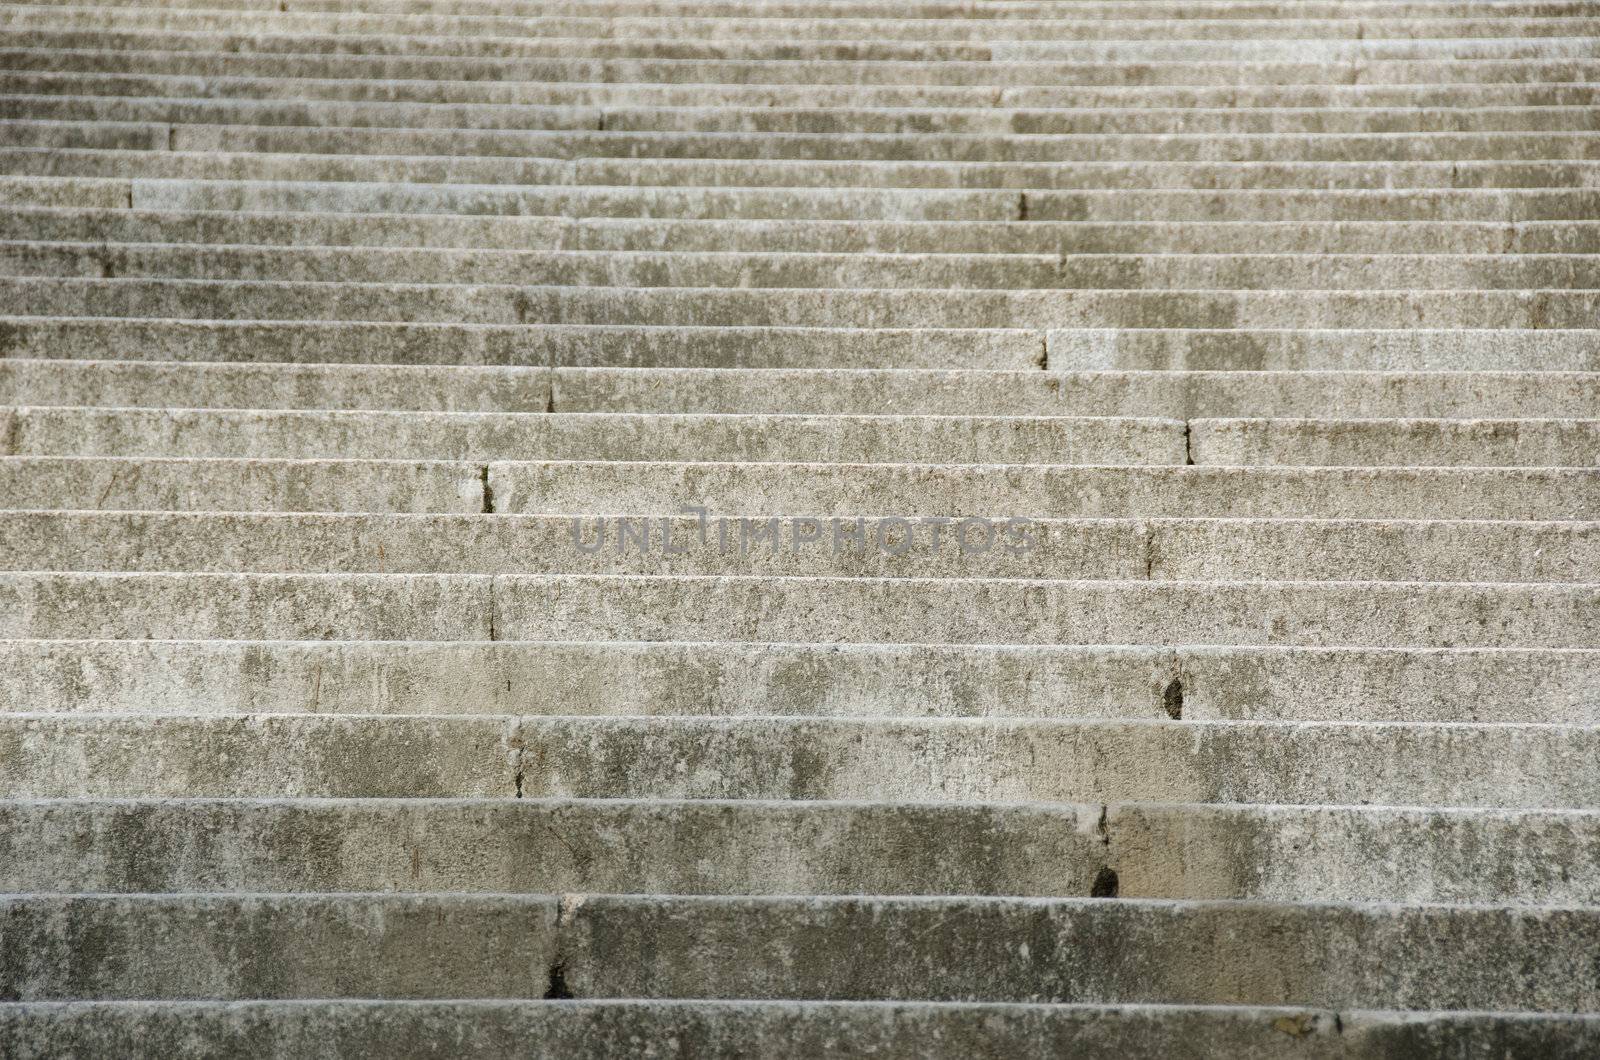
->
{"left": 1, "top": 0, "right": 1598, "bottom": 1054}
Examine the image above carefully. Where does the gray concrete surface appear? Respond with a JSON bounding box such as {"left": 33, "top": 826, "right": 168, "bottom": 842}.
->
{"left": 2, "top": 572, "right": 1596, "bottom": 646}
{"left": 4, "top": 639, "right": 1595, "bottom": 723}
{"left": 1, "top": 797, "right": 1596, "bottom": 904}
{"left": 1, "top": 1000, "right": 1596, "bottom": 1060}
{"left": 1, "top": 0, "right": 1596, "bottom": 1045}
{"left": 0, "top": 893, "right": 1596, "bottom": 1008}
{"left": 4, "top": 511, "right": 1594, "bottom": 583}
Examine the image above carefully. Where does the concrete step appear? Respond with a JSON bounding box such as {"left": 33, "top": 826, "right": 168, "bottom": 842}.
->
{"left": 22, "top": 0, "right": 1600, "bottom": 14}
{"left": 12, "top": 38, "right": 1600, "bottom": 79}
{"left": 0, "top": 318, "right": 1053, "bottom": 370}
{"left": 8, "top": 279, "right": 1598, "bottom": 329}
{"left": 8, "top": 405, "right": 1596, "bottom": 466}
{"left": 6, "top": 317, "right": 1599, "bottom": 371}
{"left": 2, "top": 712, "right": 1596, "bottom": 806}
{"left": 1, "top": 572, "right": 1594, "bottom": 647}
{"left": 9, "top": 209, "right": 1600, "bottom": 255}
{"left": 15, "top": 149, "right": 1600, "bottom": 192}
{"left": 9, "top": 95, "right": 1600, "bottom": 134}
{"left": 0, "top": 456, "right": 489, "bottom": 513}
{"left": 1192, "top": 417, "right": 1600, "bottom": 467}
{"left": 18, "top": 508, "right": 1600, "bottom": 582}
{"left": 2, "top": 893, "right": 1597, "bottom": 1007}
{"left": 1, "top": 999, "right": 1595, "bottom": 1060}
{"left": 12, "top": 8, "right": 1600, "bottom": 43}
{"left": 10, "top": 511, "right": 1594, "bottom": 584}
{"left": 18, "top": 177, "right": 1600, "bottom": 224}
{"left": 10, "top": 361, "right": 1596, "bottom": 419}
{"left": 11, "top": 121, "right": 1600, "bottom": 164}
{"left": 7, "top": 47, "right": 1599, "bottom": 87}
{"left": 487, "top": 460, "right": 1600, "bottom": 520}
{"left": 120, "top": 182, "right": 1600, "bottom": 224}
{"left": 9, "top": 21, "right": 1600, "bottom": 62}
{"left": 550, "top": 368, "right": 1600, "bottom": 418}
{"left": 12, "top": 69, "right": 1600, "bottom": 110}
{"left": 20, "top": 0, "right": 1600, "bottom": 17}
{"left": 0, "top": 407, "right": 1188, "bottom": 464}
{"left": 6, "top": 457, "right": 1591, "bottom": 519}
{"left": 1048, "top": 327, "right": 1600, "bottom": 370}
{"left": 7, "top": 639, "right": 1595, "bottom": 724}
{"left": 3, "top": 797, "right": 1597, "bottom": 904}
{"left": 14, "top": 243, "right": 1600, "bottom": 291}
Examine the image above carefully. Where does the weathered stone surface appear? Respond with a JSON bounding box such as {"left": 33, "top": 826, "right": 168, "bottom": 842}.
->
{"left": 3, "top": 798, "right": 1597, "bottom": 904}
{"left": 1, "top": 0, "right": 1595, "bottom": 1045}
{"left": 4, "top": 1001, "right": 1598, "bottom": 1060}
{"left": 4, "top": 639, "right": 1595, "bottom": 724}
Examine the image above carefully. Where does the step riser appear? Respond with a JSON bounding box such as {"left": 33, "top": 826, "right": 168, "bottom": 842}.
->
{"left": 6, "top": 513, "right": 1594, "bottom": 584}
{"left": 8, "top": 22, "right": 1600, "bottom": 61}
{"left": 6, "top": 640, "right": 1594, "bottom": 724}
{"left": 1194, "top": 419, "right": 1600, "bottom": 468}
{"left": 8, "top": 47, "right": 1599, "bottom": 86}
{"left": 0, "top": 457, "right": 487, "bottom": 513}
{"left": 2, "top": 575, "right": 1594, "bottom": 647}
{"left": 10, "top": 318, "right": 1600, "bottom": 372}
{"left": 0, "top": 319, "right": 1050, "bottom": 370}
{"left": 1, "top": 408, "right": 1188, "bottom": 466}
{"left": 12, "top": 175, "right": 1600, "bottom": 221}
{"left": 0, "top": 1001, "right": 1594, "bottom": 1060}
{"left": 10, "top": 362, "right": 1598, "bottom": 419}
{"left": 12, "top": 71, "right": 1600, "bottom": 109}
{"left": 8, "top": 281, "right": 1600, "bottom": 330}
{"left": 10, "top": 96, "right": 1600, "bottom": 133}
{"left": 6, "top": 458, "right": 1590, "bottom": 520}
{"left": 8, "top": 210, "right": 1600, "bottom": 256}
{"left": 12, "top": 11, "right": 1600, "bottom": 43}
{"left": 8, "top": 407, "right": 1595, "bottom": 470}
{"left": 0, "top": 894, "right": 1596, "bottom": 1008}
{"left": 503, "top": 457, "right": 1600, "bottom": 518}
{"left": 2, "top": 800, "right": 1595, "bottom": 904}
{"left": 20, "top": 0, "right": 1600, "bottom": 15}
{"left": 550, "top": 368, "right": 1600, "bottom": 418}
{"left": 2, "top": 715, "right": 1596, "bottom": 807}
{"left": 12, "top": 243, "right": 1600, "bottom": 290}
{"left": 10, "top": 125, "right": 1600, "bottom": 162}
{"left": 13, "top": 150, "right": 1600, "bottom": 191}
{"left": 22, "top": 0, "right": 1600, "bottom": 16}
{"left": 1049, "top": 328, "right": 1600, "bottom": 371}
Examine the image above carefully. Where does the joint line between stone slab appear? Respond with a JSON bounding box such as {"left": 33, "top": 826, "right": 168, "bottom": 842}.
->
{"left": 545, "top": 332, "right": 558, "bottom": 414}
{"left": 487, "top": 576, "right": 498, "bottom": 641}
{"left": 545, "top": 896, "right": 579, "bottom": 999}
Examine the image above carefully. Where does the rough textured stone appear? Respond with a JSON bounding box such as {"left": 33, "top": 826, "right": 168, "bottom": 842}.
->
{"left": 0, "top": 0, "right": 1595, "bottom": 1050}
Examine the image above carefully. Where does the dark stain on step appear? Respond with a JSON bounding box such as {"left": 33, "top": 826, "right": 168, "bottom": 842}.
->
{"left": 543, "top": 962, "right": 575, "bottom": 999}
{"left": 1162, "top": 677, "right": 1184, "bottom": 721}
{"left": 1090, "top": 867, "right": 1120, "bottom": 899}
